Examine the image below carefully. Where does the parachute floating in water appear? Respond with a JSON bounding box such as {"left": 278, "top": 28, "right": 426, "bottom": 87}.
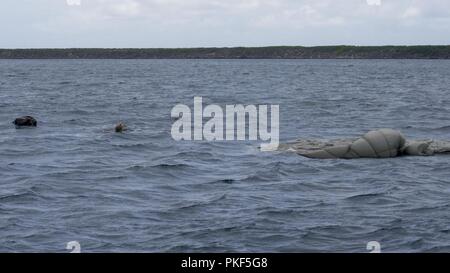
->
{"left": 278, "top": 129, "right": 450, "bottom": 159}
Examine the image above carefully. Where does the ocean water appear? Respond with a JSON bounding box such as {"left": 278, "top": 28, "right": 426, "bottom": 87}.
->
{"left": 0, "top": 59, "right": 450, "bottom": 253}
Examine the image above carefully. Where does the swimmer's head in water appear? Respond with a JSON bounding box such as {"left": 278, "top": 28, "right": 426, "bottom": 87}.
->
{"left": 115, "top": 122, "right": 127, "bottom": 133}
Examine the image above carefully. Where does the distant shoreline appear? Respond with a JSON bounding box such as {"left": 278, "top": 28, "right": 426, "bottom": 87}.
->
{"left": 1, "top": 46, "right": 450, "bottom": 59}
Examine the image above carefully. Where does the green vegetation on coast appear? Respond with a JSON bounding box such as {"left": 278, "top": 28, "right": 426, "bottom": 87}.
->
{"left": 1, "top": 46, "right": 450, "bottom": 59}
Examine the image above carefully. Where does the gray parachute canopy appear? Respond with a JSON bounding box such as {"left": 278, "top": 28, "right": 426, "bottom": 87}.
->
{"left": 303, "top": 129, "right": 405, "bottom": 159}
{"left": 278, "top": 129, "right": 450, "bottom": 159}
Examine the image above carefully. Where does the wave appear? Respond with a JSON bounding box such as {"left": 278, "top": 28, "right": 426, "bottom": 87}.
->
{"left": 57, "top": 81, "right": 73, "bottom": 85}
{"left": 153, "top": 163, "right": 191, "bottom": 169}
{"left": 112, "top": 143, "right": 148, "bottom": 149}
{"left": 424, "top": 245, "right": 450, "bottom": 252}
{"left": 345, "top": 192, "right": 385, "bottom": 201}
{"left": 0, "top": 191, "right": 41, "bottom": 202}
{"left": 171, "top": 194, "right": 227, "bottom": 210}
{"left": 403, "top": 125, "right": 450, "bottom": 131}
{"left": 213, "top": 179, "right": 235, "bottom": 184}
{"left": 127, "top": 163, "right": 191, "bottom": 171}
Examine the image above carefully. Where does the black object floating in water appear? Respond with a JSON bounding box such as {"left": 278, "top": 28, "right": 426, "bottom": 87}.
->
{"left": 13, "top": 116, "right": 37, "bottom": 128}
{"left": 115, "top": 122, "right": 127, "bottom": 133}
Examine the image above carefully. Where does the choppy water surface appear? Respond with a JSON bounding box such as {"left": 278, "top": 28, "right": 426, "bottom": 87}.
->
{"left": 0, "top": 59, "right": 450, "bottom": 252}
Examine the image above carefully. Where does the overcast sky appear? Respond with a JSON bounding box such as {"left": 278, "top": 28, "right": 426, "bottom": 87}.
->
{"left": 1, "top": 0, "right": 450, "bottom": 48}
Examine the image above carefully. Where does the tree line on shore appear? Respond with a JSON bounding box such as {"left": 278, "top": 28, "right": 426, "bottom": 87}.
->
{"left": 1, "top": 46, "right": 450, "bottom": 59}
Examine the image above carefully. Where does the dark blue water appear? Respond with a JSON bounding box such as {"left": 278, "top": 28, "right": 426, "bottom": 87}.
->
{"left": 1, "top": 59, "right": 450, "bottom": 252}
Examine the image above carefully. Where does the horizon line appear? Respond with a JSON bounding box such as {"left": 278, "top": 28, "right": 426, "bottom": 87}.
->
{"left": 2, "top": 45, "right": 450, "bottom": 50}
